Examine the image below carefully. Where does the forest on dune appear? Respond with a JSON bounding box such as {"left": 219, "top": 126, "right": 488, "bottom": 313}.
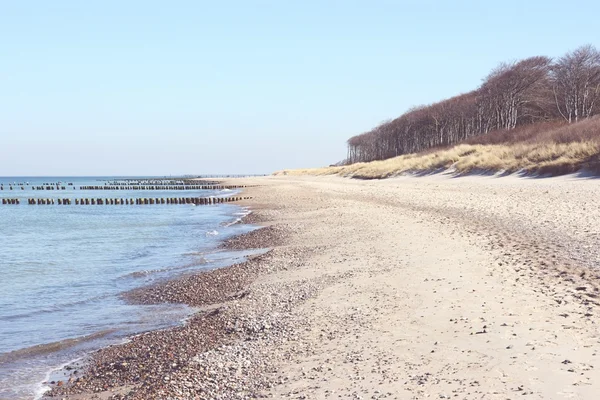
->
{"left": 345, "top": 45, "right": 600, "bottom": 165}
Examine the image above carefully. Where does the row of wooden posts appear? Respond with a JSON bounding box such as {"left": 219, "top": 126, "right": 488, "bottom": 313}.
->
{"left": 105, "top": 181, "right": 219, "bottom": 186}
{"left": 78, "top": 185, "right": 251, "bottom": 190}
{"left": 1, "top": 186, "right": 68, "bottom": 190}
{"left": 0, "top": 182, "right": 73, "bottom": 186}
{"left": 1, "top": 185, "right": 252, "bottom": 191}
{"left": 2, "top": 196, "right": 251, "bottom": 205}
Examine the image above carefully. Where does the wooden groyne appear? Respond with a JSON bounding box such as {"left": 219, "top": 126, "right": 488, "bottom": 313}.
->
{"left": 105, "top": 179, "right": 220, "bottom": 186}
{"left": 1, "top": 182, "right": 73, "bottom": 190}
{"left": 103, "top": 177, "right": 264, "bottom": 185}
{"left": 78, "top": 185, "right": 253, "bottom": 191}
{"left": 1, "top": 180, "right": 257, "bottom": 191}
{"left": 1, "top": 186, "right": 69, "bottom": 190}
{"left": 1, "top": 196, "right": 252, "bottom": 206}
{"left": 0, "top": 184, "right": 255, "bottom": 190}
{"left": 31, "top": 186, "right": 68, "bottom": 190}
{"left": 1, "top": 198, "right": 20, "bottom": 204}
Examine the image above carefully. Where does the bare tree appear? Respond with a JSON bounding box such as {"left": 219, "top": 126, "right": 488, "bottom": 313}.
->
{"left": 344, "top": 45, "right": 600, "bottom": 165}
{"left": 479, "top": 56, "right": 551, "bottom": 130}
{"left": 552, "top": 45, "right": 600, "bottom": 123}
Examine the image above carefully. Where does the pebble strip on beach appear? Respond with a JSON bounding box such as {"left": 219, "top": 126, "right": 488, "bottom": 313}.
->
{"left": 46, "top": 218, "right": 324, "bottom": 399}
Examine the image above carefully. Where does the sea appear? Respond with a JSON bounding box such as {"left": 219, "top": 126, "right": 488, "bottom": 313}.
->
{"left": 0, "top": 176, "right": 258, "bottom": 399}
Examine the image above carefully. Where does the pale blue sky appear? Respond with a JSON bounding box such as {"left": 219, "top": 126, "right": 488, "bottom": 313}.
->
{"left": 1, "top": 1, "right": 598, "bottom": 175}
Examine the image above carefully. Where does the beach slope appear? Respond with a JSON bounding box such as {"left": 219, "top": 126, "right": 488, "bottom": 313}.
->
{"left": 245, "top": 174, "right": 600, "bottom": 399}
{"left": 49, "top": 174, "right": 600, "bottom": 399}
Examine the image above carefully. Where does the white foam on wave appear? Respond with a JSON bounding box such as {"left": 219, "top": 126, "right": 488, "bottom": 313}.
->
{"left": 223, "top": 218, "right": 241, "bottom": 227}
{"left": 206, "top": 230, "right": 219, "bottom": 236}
{"left": 34, "top": 355, "right": 84, "bottom": 400}
{"left": 234, "top": 207, "right": 252, "bottom": 217}
{"left": 223, "top": 208, "right": 252, "bottom": 227}
{"left": 33, "top": 381, "right": 50, "bottom": 400}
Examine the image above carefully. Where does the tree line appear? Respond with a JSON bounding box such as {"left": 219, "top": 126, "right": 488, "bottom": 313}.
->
{"left": 346, "top": 45, "right": 600, "bottom": 164}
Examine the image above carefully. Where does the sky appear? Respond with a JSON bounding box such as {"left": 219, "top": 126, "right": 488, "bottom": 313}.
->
{"left": 1, "top": 1, "right": 599, "bottom": 176}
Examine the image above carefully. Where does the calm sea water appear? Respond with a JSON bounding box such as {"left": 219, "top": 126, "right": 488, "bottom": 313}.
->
{"left": 0, "top": 177, "right": 256, "bottom": 399}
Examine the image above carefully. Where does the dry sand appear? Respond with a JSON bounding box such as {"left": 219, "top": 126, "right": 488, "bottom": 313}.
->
{"left": 48, "top": 173, "right": 600, "bottom": 399}
{"left": 244, "top": 174, "right": 600, "bottom": 399}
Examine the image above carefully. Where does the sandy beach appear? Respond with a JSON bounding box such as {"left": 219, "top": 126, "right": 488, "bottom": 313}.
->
{"left": 47, "top": 174, "right": 600, "bottom": 399}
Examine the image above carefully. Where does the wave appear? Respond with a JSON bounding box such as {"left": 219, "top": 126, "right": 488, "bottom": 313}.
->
{"left": 222, "top": 208, "right": 252, "bottom": 227}
{"left": 0, "top": 329, "right": 116, "bottom": 364}
{"left": 223, "top": 218, "right": 241, "bottom": 227}
{"left": 0, "top": 293, "right": 114, "bottom": 322}
{"left": 117, "top": 258, "right": 209, "bottom": 279}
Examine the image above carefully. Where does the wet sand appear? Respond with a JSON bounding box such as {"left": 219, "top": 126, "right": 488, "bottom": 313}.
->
{"left": 47, "top": 174, "right": 600, "bottom": 399}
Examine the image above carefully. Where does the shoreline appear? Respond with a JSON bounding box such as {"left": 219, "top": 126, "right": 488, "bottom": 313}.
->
{"left": 43, "top": 195, "right": 292, "bottom": 398}
{"left": 46, "top": 174, "right": 600, "bottom": 398}
{"left": 0, "top": 178, "right": 256, "bottom": 400}
{"left": 2, "top": 199, "right": 257, "bottom": 399}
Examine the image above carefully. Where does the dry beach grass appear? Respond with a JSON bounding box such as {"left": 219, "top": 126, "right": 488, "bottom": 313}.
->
{"left": 275, "top": 141, "right": 600, "bottom": 178}
{"left": 277, "top": 118, "right": 600, "bottom": 178}
{"left": 47, "top": 174, "right": 600, "bottom": 399}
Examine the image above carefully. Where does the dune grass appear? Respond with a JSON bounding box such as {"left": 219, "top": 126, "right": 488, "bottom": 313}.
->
{"left": 276, "top": 119, "right": 600, "bottom": 179}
